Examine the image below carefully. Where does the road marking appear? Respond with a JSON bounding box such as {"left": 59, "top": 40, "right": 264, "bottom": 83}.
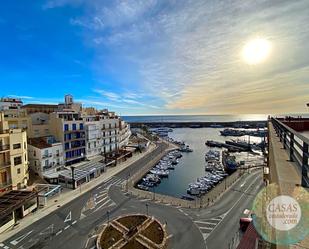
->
{"left": 72, "top": 220, "right": 77, "bottom": 225}
{"left": 95, "top": 196, "right": 109, "bottom": 205}
{"left": 39, "top": 224, "right": 54, "bottom": 235}
{"left": 56, "top": 230, "right": 63, "bottom": 236}
{"left": 10, "top": 230, "right": 33, "bottom": 245}
{"left": 94, "top": 199, "right": 113, "bottom": 212}
{"left": 0, "top": 243, "right": 4, "bottom": 247}
{"left": 3, "top": 246, "right": 9, "bottom": 249}
{"left": 208, "top": 173, "right": 262, "bottom": 238}
{"left": 64, "top": 211, "right": 72, "bottom": 223}
{"left": 64, "top": 225, "right": 70, "bottom": 230}
{"left": 209, "top": 217, "right": 222, "bottom": 222}
{"left": 195, "top": 221, "right": 217, "bottom": 226}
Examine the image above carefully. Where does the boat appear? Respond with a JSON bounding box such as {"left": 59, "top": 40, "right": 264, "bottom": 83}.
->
{"left": 205, "top": 150, "right": 220, "bottom": 161}
{"left": 179, "top": 145, "right": 193, "bottom": 152}
{"left": 205, "top": 140, "right": 224, "bottom": 148}
{"left": 225, "top": 140, "right": 251, "bottom": 151}
{"left": 220, "top": 129, "right": 245, "bottom": 137}
{"left": 209, "top": 124, "right": 224, "bottom": 128}
{"left": 137, "top": 184, "right": 149, "bottom": 191}
{"left": 222, "top": 150, "right": 238, "bottom": 174}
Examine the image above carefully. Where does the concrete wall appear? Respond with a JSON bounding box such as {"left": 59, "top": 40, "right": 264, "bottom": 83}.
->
{"left": 0, "top": 213, "right": 15, "bottom": 234}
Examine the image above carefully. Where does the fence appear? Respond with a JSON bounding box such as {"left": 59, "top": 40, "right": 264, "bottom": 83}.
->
{"left": 271, "top": 118, "right": 309, "bottom": 187}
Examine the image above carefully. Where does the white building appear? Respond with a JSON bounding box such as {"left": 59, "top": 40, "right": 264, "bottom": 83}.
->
{"left": 83, "top": 112, "right": 131, "bottom": 159}
{"left": 28, "top": 136, "right": 64, "bottom": 176}
{"left": 0, "top": 97, "right": 23, "bottom": 111}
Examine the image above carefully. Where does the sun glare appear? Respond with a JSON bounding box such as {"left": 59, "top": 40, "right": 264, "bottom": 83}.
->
{"left": 242, "top": 38, "right": 271, "bottom": 65}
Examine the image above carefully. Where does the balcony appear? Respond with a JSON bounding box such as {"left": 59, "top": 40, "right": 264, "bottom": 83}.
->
{"left": 42, "top": 153, "right": 52, "bottom": 159}
{"left": 54, "top": 153, "right": 63, "bottom": 158}
{"left": 64, "top": 129, "right": 85, "bottom": 134}
{"left": 0, "top": 161, "right": 11, "bottom": 168}
{"left": 0, "top": 179, "right": 12, "bottom": 189}
{"left": 270, "top": 117, "right": 309, "bottom": 188}
{"left": 0, "top": 144, "right": 10, "bottom": 152}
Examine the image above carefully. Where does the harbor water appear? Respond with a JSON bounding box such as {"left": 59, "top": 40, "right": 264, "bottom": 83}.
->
{"left": 152, "top": 128, "right": 265, "bottom": 198}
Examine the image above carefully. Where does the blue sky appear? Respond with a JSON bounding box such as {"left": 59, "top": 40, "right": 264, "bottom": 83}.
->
{"left": 1, "top": 0, "right": 309, "bottom": 115}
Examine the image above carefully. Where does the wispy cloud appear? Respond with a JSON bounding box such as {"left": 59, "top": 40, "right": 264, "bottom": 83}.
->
{"left": 8, "top": 95, "right": 34, "bottom": 100}
{"left": 45, "top": 0, "right": 309, "bottom": 114}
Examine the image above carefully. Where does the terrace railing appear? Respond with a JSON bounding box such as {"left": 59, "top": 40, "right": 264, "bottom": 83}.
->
{"left": 271, "top": 117, "right": 309, "bottom": 188}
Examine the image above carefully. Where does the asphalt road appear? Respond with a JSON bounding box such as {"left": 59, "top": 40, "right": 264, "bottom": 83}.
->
{"left": 0, "top": 142, "right": 263, "bottom": 249}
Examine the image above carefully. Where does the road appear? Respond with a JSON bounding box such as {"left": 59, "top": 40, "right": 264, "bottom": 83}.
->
{"left": 0, "top": 142, "right": 263, "bottom": 249}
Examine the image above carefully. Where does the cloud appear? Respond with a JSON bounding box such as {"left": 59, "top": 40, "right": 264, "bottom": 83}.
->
{"left": 8, "top": 95, "right": 34, "bottom": 100}
{"left": 67, "top": 0, "right": 309, "bottom": 114}
{"left": 42, "top": 0, "right": 84, "bottom": 9}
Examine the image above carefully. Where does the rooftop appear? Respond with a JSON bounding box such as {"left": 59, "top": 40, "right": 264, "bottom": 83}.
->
{"left": 28, "top": 136, "right": 60, "bottom": 149}
{"left": 0, "top": 190, "right": 37, "bottom": 219}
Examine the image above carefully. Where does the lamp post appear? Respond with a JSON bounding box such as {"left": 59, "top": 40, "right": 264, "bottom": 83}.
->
{"left": 145, "top": 203, "right": 149, "bottom": 216}
{"left": 70, "top": 166, "right": 76, "bottom": 190}
{"left": 107, "top": 210, "right": 110, "bottom": 225}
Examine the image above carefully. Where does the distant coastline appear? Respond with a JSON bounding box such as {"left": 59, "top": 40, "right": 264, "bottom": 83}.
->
{"left": 122, "top": 114, "right": 309, "bottom": 123}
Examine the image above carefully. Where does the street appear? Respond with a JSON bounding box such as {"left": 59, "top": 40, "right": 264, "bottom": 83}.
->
{"left": 0, "top": 142, "right": 263, "bottom": 249}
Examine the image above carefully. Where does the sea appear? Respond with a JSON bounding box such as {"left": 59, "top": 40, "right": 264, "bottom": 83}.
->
{"left": 122, "top": 114, "right": 268, "bottom": 123}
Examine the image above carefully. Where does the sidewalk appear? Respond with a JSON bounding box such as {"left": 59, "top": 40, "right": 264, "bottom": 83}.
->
{"left": 0, "top": 143, "right": 157, "bottom": 241}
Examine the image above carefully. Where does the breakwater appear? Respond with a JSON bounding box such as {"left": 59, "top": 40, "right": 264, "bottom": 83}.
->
{"left": 129, "top": 120, "right": 267, "bottom": 129}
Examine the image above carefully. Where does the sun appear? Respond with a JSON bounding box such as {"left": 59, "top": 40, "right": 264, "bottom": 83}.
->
{"left": 242, "top": 38, "right": 271, "bottom": 65}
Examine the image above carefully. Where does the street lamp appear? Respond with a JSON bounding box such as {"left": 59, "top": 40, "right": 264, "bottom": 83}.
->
{"left": 152, "top": 186, "right": 156, "bottom": 201}
{"left": 145, "top": 203, "right": 149, "bottom": 216}
{"left": 70, "top": 166, "right": 76, "bottom": 190}
{"left": 107, "top": 210, "right": 110, "bottom": 225}
{"left": 126, "top": 173, "right": 130, "bottom": 192}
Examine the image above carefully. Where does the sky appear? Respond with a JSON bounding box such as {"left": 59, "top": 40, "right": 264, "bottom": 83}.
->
{"left": 0, "top": 0, "right": 309, "bottom": 115}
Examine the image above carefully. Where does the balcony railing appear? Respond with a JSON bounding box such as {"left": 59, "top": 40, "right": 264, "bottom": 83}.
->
{"left": 42, "top": 153, "right": 53, "bottom": 159}
{"left": 54, "top": 153, "right": 63, "bottom": 158}
{"left": 0, "top": 144, "right": 10, "bottom": 152}
{"left": 0, "top": 161, "right": 11, "bottom": 168}
{"left": 0, "top": 179, "right": 12, "bottom": 189}
{"left": 271, "top": 117, "right": 309, "bottom": 187}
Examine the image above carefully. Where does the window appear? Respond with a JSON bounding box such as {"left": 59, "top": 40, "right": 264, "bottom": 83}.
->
{"left": 14, "top": 156, "right": 22, "bottom": 166}
{"left": 79, "top": 123, "right": 83, "bottom": 130}
{"left": 24, "top": 142, "right": 26, "bottom": 149}
{"left": 72, "top": 123, "right": 77, "bottom": 130}
{"left": 64, "top": 124, "right": 69, "bottom": 131}
{"left": 17, "top": 168, "right": 21, "bottom": 174}
{"left": 45, "top": 160, "right": 49, "bottom": 166}
{"left": 13, "top": 143, "right": 21, "bottom": 149}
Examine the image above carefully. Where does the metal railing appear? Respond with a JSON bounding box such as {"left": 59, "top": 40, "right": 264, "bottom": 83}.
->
{"left": 42, "top": 153, "right": 53, "bottom": 159}
{"left": 271, "top": 117, "right": 309, "bottom": 187}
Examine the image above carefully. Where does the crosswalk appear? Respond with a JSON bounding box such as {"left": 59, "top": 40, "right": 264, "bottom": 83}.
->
{"left": 98, "top": 176, "right": 125, "bottom": 189}
{"left": 193, "top": 215, "right": 224, "bottom": 240}
{"left": 82, "top": 177, "right": 125, "bottom": 215}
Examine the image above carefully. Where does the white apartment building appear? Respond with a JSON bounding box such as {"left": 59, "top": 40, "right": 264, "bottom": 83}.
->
{"left": 0, "top": 97, "right": 23, "bottom": 111}
{"left": 84, "top": 113, "right": 131, "bottom": 159}
{"left": 28, "top": 136, "right": 64, "bottom": 176}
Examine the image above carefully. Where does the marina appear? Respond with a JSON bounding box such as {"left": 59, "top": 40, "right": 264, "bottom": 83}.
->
{"left": 136, "top": 127, "right": 265, "bottom": 198}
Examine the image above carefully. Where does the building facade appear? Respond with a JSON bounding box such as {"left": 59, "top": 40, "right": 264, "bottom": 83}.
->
{"left": 22, "top": 104, "right": 58, "bottom": 114}
{"left": 49, "top": 112, "right": 86, "bottom": 165}
{"left": 83, "top": 113, "right": 131, "bottom": 159}
{"left": 28, "top": 136, "right": 64, "bottom": 176}
{"left": 0, "top": 97, "right": 23, "bottom": 111}
{"left": 0, "top": 113, "right": 29, "bottom": 192}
